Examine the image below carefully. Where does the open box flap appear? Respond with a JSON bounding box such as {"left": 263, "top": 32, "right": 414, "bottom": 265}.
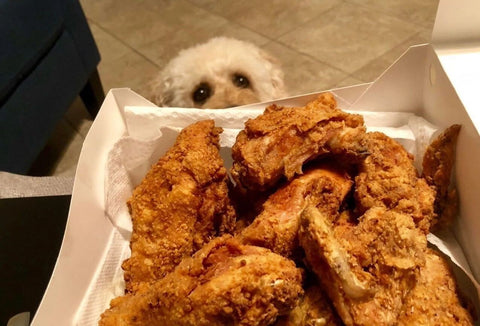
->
{"left": 31, "top": 89, "right": 155, "bottom": 326}
{"left": 346, "top": 44, "right": 428, "bottom": 113}
{"left": 350, "top": 0, "right": 480, "bottom": 130}
{"left": 432, "top": 0, "right": 480, "bottom": 47}
{"left": 431, "top": 0, "right": 480, "bottom": 134}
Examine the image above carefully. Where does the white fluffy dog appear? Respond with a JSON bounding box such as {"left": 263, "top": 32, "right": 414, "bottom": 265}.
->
{"left": 150, "top": 37, "right": 287, "bottom": 109}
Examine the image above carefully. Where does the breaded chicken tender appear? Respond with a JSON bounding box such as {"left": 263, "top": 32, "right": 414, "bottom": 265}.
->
{"left": 231, "top": 93, "right": 366, "bottom": 192}
{"left": 122, "top": 120, "right": 236, "bottom": 292}
{"left": 100, "top": 236, "right": 304, "bottom": 326}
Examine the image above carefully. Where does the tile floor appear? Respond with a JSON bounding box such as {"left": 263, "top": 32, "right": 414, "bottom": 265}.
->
{"left": 29, "top": 0, "right": 439, "bottom": 177}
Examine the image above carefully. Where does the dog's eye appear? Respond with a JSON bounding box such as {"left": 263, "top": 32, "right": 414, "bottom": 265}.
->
{"left": 232, "top": 74, "right": 250, "bottom": 88}
{"left": 192, "top": 83, "right": 212, "bottom": 104}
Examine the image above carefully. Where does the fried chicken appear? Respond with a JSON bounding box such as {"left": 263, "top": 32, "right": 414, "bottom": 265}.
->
{"left": 398, "top": 248, "right": 473, "bottom": 325}
{"left": 297, "top": 128, "right": 471, "bottom": 326}
{"left": 99, "top": 236, "right": 304, "bottom": 326}
{"left": 103, "top": 94, "right": 471, "bottom": 326}
{"left": 231, "top": 93, "right": 366, "bottom": 192}
{"left": 299, "top": 205, "right": 427, "bottom": 326}
{"left": 422, "top": 124, "right": 461, "bottom": 229}
{"left": 237, "top": 164, "right": 352, "bottom": 258}
{"left": 122, "top": 120, "right": 236, "bottom": 292}
{"left": 355, "top": 132, "right": 436, "bottom": 233}
{"left": 274, "top": 280, "right": 343, "bottom": 326}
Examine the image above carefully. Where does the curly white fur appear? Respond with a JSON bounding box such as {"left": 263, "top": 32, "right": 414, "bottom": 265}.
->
{"left": 150, "top": 37, "right": 287, "bottom": 109}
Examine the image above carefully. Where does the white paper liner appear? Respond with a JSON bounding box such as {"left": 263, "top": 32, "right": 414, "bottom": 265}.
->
{"left": 74, "top": 100, "right": 480, "bottom": 325}
{"left": 74, "top": 228, "right": 129, "bottom": 325}
{"left": 428, "top": 231, "right": 480, "bottom": 313}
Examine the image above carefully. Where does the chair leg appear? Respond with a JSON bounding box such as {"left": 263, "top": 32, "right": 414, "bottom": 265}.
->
{"left": 80, "top": 68, "right": 105, "bottom": 118}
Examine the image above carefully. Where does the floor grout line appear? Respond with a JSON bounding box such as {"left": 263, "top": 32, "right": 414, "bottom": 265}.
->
{"left": 86, "top": 18, "right": 162, "bottom": 69}
{"left": 343, "top": 0, "right": 438, "bottom": 31}
{"left": 183, "top": 0, "right": 279, "bottom": 46}
{"left": 348, "top": 30, "right": 427, "bottom": 82}
{"left": 267, "top": 37, "right": 353, "bottom": 77}
{"left": 268, "top": 1, "right": 426, "bottom": 82}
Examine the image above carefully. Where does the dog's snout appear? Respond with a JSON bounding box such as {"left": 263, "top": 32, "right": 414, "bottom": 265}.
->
{"left": 205, "top": 87, "right": 260, "bottom": 109}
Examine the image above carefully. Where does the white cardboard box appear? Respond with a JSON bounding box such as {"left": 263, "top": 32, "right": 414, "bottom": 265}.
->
{"left": 32, "top": 0, "right": 480, "bottom": 324}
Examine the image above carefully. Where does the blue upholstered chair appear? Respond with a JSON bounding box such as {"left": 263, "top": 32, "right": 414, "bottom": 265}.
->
{"left": 0, "top": 0, "right": 104, "bottom": 174}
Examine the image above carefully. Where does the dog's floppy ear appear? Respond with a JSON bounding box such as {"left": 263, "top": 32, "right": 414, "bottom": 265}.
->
{"left": 259, "top": 50, "right": 287, "bottom": 98}
{"left": 149, "top": 73, "right": 175, "bottom": 107}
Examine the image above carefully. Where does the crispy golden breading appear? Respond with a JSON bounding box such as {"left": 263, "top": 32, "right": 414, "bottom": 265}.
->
{"left": 122, "top": 120, "right": 236, "bottom": 292}
{"left": 354, "top": 132, "right": 436, "bottom": 233}
{"left": 274, "top": 281, "right": 343, "bottom": 326}
{"left": 238, "top": 165, "right": 352, "bottom": 258}
{"left": 300, "top": 206, "right": 427, "bottom": 326}
{"left": 398, "top": 248, "right": 473, "bottom": 325}
{"left": 231, "top": 93, "right": 366, "bottom": 192}
{"left": 100, "top": 236, "right": 304, "bottom": 326}
{"left": 422, "top": 124, "right": 461, "bottom": 229}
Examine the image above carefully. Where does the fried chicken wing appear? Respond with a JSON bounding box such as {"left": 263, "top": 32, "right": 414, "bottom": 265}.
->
{"left": 231, "top": 93, "right": 366, "bottom": 192}
{"left": 100, "top": 236, "right": 304, "bottom": 326}
{"left": 238, "top": 164, "right": 352, "bottom": 258}
{"left": 122, "top": 120, "right": 236, "bottom": 292}
{"left": 299, "top": 205, "right": 427, "bottom": 326}
{"left": 422, "top": 124, "right": 461, "bottom": 229}
{"left": 398, "top": 248, "right": 473, "bottom": 325}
